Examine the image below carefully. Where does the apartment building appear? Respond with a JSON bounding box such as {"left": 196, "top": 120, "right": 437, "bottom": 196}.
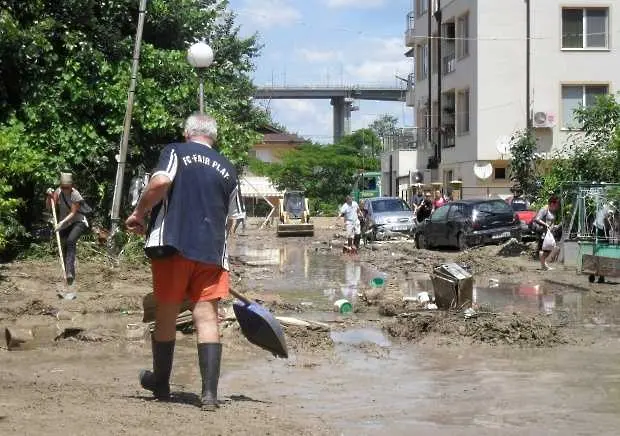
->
{"left": 405, "top": 0, "right": 619, "bottom": 198}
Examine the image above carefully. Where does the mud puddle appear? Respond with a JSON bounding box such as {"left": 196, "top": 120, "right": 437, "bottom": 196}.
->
{"left": 232, "top": 243, "right": 385, "bottom": 308}
{"left": 209, "top": 341, "right": 620, "bottom": 435}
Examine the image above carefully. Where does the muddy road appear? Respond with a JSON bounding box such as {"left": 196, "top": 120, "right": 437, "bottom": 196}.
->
{"left": 1, "top": 217, "right": 620, "bottom": 435}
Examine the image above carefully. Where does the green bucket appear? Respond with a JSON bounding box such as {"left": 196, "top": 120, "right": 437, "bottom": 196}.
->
{"left": 370, "top": 277, "right": 385, "bottom": 287}
{"left": 334, "top": 299, "right": 353, "bottom": 314}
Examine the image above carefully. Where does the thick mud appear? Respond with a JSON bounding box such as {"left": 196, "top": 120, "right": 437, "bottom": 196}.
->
{"left": 2, "top": 217, "right": 620, "bottom": 435}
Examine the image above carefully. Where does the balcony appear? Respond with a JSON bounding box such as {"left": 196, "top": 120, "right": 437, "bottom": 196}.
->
{"left": 405, "top": 72, "right": 415, "bottom": 107}
{"left": 405, "top": 11, "right": 416, "bottom": 46}
{"left": 383, "top": 127, "right": 418, "bottom": 152}
{"left": 442, "top": 53, "right": 456, "bottom": 75}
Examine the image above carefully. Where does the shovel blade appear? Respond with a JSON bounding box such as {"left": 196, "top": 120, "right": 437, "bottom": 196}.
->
{"left": 233, "top": 301, "right": 288, "bottom": 358}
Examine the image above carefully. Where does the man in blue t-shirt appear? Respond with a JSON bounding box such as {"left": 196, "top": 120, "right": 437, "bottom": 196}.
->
{"left": 126, "top": 112, "right": 241, "bottom": 411}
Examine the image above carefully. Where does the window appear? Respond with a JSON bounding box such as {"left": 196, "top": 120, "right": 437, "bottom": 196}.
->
{"left": 416, "top": 0, "right": 428, "bottom": 17}
{"left": 430, "top": 204, "right": 450, "bottom": 221}
{"left": 561, "top": 84, "right": 609, "bottom": 128}
{"left": 562, "top": 8, "right": 608, "bottom": 49}
{"left": 456, "top": 89, "right": 470, "bottom": 135}
{"left": 456, "top": 13, "right": 469, "bottom": 59}
{"left": 448, "top": 203, "right": 468, "bottom": 220}
{"left": 416, "top": 43, "right": 429, "bottom": 80}
{"left": 494, "top": 167, "right": 506, "bottom": 180}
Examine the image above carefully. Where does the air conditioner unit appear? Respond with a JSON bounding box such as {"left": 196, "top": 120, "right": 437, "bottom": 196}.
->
{"left": 532, "top": 111, "right": 556, "bottom": 128}
{"left": 409, "top": 170, "right": 424, "bottom": 185}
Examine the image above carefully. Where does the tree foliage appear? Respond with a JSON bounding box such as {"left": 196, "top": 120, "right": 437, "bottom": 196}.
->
{"left": 369, "top": 113, "right": 398, "bottom": 141}
{"left": 508, "top": 129, "right": 541, "bottom": 198}
{"left": 0, "top": 0, "right": 266, "bottom": 253}
{"left": 541, "top": 93, "right": 620, "bottom": 198}
{"left": 258, "top": 129, "right": 381, "bottom": 214}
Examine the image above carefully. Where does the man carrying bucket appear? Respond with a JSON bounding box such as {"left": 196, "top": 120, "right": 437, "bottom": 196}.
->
{"left": 339, "top": 195, "right": 363, "bottom": 252}
{"left": 125, "top": 112, "right": 241, "bottom": 411}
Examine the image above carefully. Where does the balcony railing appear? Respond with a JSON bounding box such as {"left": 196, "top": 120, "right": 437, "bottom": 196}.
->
{"left": 405, "top": 11, "right": 416, "bottom": 44}
{"left": 442, "top": 53, "right": 456, "bottom": 75}
{"left": 415, "top": 127, "right": 456, "bottom": 151}
{"left": 383, "top": 127, "right": 418, "bottom": 152}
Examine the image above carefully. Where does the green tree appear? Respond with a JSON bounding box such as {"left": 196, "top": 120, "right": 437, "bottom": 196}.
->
{"left": 508, "top": 129, "right": 540, "bottom": 198}
{"left": 369, "top": 114, "right": 398, "bottom": 143}
{"left": 541, "top": 93, "right": 620, "bottom": 199}
{"left": 0, "top": 0, "right": 266, "bottom": 253}
{"left": 336, "top": 128, "right": 381, "bottom": 163}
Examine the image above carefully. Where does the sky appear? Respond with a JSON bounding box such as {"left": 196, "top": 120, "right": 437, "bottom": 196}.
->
{"left": 226, "top": 0, "right": 414, "bottom": 143}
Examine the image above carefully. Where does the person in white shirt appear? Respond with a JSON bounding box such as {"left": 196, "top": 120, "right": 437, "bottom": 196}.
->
{"left": 339, "top": 195, "right": 362, "bottom": 251}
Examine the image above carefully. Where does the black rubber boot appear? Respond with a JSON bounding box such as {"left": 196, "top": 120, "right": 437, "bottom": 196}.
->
{"left": 198, "top": 343, "right": 222, "bottom": 411}
{"left": 139, "top": 340, "right": 175, "bottom": 400}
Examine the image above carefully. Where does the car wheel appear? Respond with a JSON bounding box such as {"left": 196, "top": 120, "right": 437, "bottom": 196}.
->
{"left": 457, "top": 233, "right": 468, "bottom": 251}
{"left": 416, "top": 233, "right": 427, "bottom": 250}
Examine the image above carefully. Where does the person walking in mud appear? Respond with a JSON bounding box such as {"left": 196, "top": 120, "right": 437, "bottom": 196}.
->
{"left": 125, "top": 112, "right": 241, "bottom": 411}
{"left": 46, "top": 172, "right": 89, "bottom": 285}
{"left": 339, "top": 195, "right": 363, "bottom": 252}
{"left": 533, "top": 196, "right": 561, "bottom": 271}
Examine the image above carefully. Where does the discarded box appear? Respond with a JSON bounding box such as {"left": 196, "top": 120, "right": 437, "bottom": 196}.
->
{"left": 431, "top": 263, "right": 473, "bottom": 310}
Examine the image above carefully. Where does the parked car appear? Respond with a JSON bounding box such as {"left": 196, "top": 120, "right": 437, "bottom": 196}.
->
{"left": 509, "top": 199, "right": 537, "bottom": 239}
{"left": 362, "top": 196, "right": 415, "bottom": 240}
{"left": 414, "top": 199, "right": 521, "bottom": 250}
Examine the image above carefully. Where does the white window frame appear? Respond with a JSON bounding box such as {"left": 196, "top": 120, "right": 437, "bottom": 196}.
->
{"left": 456, "top": 88, "right": 470, "bottom": 135}
{"left": 561, "top": 7, "right": 609, "bottom": 50}
{"left": 561, "top": 84, "right": 609, "bottom": 129}
{"left": 456, "top": 13, "right": 469, "bottom": 59}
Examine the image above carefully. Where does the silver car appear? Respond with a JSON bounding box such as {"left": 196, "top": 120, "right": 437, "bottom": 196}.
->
{"left": 362, "top": 196, "right": 415, "bottom": 240}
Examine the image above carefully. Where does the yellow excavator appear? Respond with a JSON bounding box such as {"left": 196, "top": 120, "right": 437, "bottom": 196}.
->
{"left": 277, "top": 190, "right": 314, "bottom": 237}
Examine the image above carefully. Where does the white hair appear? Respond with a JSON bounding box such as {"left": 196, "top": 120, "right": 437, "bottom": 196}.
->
{"left": 184, "top": 113, "right": 218, "bottom": 142}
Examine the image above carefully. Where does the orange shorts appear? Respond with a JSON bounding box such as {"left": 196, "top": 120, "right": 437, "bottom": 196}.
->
{"left": 151, "top": 253, "right": 229, "bottom": 304}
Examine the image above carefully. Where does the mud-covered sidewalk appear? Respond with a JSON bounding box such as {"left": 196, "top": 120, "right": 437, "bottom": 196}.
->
{"left": 1, "top": 217, "right": 620, "bottom": 435}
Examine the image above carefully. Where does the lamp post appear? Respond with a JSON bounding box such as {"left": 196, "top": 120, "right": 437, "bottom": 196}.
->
{"left": 187, "top": 42, "right": 214, "bottom": 113}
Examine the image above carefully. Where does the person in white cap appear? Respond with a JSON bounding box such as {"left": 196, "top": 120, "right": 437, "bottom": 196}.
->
{"left": 46, "top": 172, "right": 89, "bottom": 285}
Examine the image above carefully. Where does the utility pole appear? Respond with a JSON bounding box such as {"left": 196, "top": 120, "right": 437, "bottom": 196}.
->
{"left": 109, "top": 0, "right": 148, "bottom": 237}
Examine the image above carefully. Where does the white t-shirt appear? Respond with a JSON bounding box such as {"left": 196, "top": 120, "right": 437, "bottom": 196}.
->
{"left": 595, "top": 205, "right": 612, "bottom": 230}
{"left": 340, "top": 201, "right": 360, "bottom": 223}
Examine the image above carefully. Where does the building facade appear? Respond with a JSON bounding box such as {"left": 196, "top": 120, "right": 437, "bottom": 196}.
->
{"left": 405, "top": 0, "right": 619, "bottom": 198}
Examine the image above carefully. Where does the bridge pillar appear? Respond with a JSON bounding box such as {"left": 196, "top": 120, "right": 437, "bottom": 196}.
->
{"left": 331, "top": 97, "right": 359, "bottom": 143}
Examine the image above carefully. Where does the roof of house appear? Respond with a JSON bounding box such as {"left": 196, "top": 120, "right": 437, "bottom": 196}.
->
{"left": 262, "top": 132, "right": 307, "bottom": 144}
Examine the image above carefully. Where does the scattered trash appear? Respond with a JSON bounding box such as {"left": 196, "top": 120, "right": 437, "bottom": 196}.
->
{"left": 300, "top": 302, "right": 314, "bottom": 307}
{"left": 55, "top": 311, "right": 73, "bottom": 321}
{"left": 431, "top": 263, "right": 474, "bottom": 310}
{"left": 126, "top": 323, "right": 147, "bottom": 341}
{"left": 370, "top": 277, "right": 385, "bottom": 287}
{"left": 426, "top": 303, "right": 438, "bottom": 310}
{"left": 333, "top": 299, "right": 353, "bottom": 314}
{"left": 416, "top": 291, "right": 430, "bottom": 304}
{"left": 489, "top": 278, "right": 499, "bottom": 288}
{"left": 463, "top": 308, "right": 477, "bottom": 319}
{"left": 57, "top": 292, "right": 77, "bottom": 300}
{"left": 5, "top": 327, "right": 34, "bottom": 351}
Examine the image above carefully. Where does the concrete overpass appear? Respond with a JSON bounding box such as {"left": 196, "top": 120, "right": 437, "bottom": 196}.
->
{"left": 254, "top": 85, "right": 406, "bottom": 143}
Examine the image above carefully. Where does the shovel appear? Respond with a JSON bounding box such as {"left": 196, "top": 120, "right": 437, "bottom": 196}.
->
{"left": 229, "top": 289, "right": 288, "bottom": 359}
{"left": 142, "top": 289, "right": 288, "bottom": 359}
{"left": 50, "top": 198, "right": 76, "bottom": 300}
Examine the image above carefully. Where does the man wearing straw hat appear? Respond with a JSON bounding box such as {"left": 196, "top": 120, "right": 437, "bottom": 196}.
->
{"left": 125, "top": 112, "right": 241, "bottom": 411}
{"left": 46, "top": 172, "right": 89, "bottom": 285}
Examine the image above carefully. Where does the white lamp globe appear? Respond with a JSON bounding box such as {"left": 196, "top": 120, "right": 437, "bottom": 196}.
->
{"left": 187, "top": 42, "right": 214, "bottom": 68}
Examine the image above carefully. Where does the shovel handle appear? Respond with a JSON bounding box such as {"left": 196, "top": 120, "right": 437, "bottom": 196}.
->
{"left": 229, "top": 288, "right": 252, "bottom": 305}
{"left": 50, "top": 198, "right": 68, "bottom": 284}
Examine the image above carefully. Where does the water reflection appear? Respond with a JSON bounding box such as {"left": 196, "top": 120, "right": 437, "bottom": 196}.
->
{"left": 472, "top": 284, "right": 583, "bottom": 316}
{"left": 232, "top": 243, "right": 382, "bottom": 305}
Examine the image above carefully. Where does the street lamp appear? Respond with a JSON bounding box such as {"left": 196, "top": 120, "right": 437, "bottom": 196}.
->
{"left": 187, "top": 41, "right": 214, "bottom": 113}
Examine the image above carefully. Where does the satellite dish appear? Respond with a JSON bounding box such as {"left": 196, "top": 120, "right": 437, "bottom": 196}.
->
{"left": 496, "top": 136, "right": 511, "bottom": 155}
{"left": 474, "top": 162, "right": 493, "bottom": 180}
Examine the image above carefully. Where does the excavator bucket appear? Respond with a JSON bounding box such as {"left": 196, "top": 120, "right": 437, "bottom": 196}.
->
{"left": 277, "top": 191, "right": 315, "bottom": 237}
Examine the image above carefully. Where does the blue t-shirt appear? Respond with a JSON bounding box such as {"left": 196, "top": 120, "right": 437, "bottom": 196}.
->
{"left": 144, "top": 141, "right": 241, "bottom": 270}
